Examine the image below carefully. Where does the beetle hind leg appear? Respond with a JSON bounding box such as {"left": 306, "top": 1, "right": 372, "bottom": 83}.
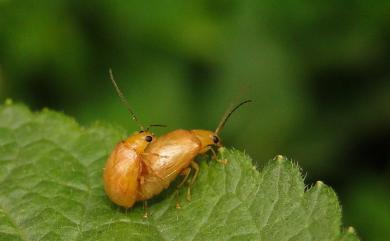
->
{"left": 143, "top": 201, "right": 149, "bottom": 218}
{"left": 175, "top": 167, "right": 191, "bottom": 209}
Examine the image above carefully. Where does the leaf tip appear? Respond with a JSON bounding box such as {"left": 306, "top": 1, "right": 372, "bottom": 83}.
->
{"left": 273, "top": 154, "right": 287, "bottom": 163}
{"left": 347, "top": 226, "right": 356, "bottom": 234}
{"left": 315, "top": 180, "right": 325, "bottom": 187}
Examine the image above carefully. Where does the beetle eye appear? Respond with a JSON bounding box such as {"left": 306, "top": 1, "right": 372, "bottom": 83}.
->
{"left": 212, "top": 135, "right": 219, "bottom": 144}
{"left": 145, "top": 135, "right": 153, "bottom": 142}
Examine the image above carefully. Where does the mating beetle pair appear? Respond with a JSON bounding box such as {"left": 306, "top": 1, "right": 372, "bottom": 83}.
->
{"left": 103, "top": 70, "right": 251, "bottom": 215}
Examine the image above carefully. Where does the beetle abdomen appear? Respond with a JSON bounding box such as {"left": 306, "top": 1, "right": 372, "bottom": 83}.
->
{"left": 137, "top": 129, "right": 201, "bottom": 200}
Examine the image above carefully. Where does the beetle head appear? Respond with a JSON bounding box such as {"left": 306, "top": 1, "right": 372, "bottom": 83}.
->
{"left": 191, "top": 129, "right": 222, "bottom": 154}
{"left": 191, "top": 100, "right": 252, "bottom": 154}
{"left": 123, "top": 130, "right": 156, "bottom": 152}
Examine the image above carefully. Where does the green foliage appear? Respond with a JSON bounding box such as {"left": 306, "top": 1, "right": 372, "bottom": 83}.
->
{"left": 343, "top": 178, "right": 390, "bottom": 241}
{"left": 1, "top": 0, "right": 389, "bottom": 180}
{"left": 0, "top": 102, "right": 359, "bottom": 240}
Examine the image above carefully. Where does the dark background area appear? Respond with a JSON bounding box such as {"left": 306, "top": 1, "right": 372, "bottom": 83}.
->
{"left": 1, "top": 1, "right": 389, "bottom": 240}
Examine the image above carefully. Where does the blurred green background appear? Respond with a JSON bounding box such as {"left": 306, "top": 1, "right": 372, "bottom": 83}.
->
{"left": 0, "top": 1, "right": 389, "bottom": 240}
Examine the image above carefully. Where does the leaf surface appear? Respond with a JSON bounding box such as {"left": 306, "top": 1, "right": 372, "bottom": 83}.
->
{"left": 0, "top": 103, "right": 359, "bottom": 241}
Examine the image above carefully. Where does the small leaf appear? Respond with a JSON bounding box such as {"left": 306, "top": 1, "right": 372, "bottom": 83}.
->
{"left": 0, "top": 103, "right": 360, "bottom": 241}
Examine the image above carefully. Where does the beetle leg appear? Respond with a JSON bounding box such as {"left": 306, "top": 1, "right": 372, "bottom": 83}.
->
{"left": 178, "top": 167, "right": 192, "bottom": 188}
{"left": 200, "top": 145, "right": 211, "bottom": 154}
{"left": 186, "top": 161, "right": 200, "bottom": 201}
{"left": 209, "top": 148, "right": 228, "bottom": 165}
{"left": 143, "top": 200, "right": 149, "bottom": 218}
{"left": 175, "top": 167, "right": 192, "bottom": 209}
{"left": 205, "top": 146, "right": 227, "bottom": 164}
{"left": 210, "top": 147, "right": 217, "bottom": 160}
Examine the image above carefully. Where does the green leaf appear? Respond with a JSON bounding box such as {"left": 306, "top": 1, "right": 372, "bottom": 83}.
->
{"left": 0, "top": 102, "right": 359, "bottom": 241}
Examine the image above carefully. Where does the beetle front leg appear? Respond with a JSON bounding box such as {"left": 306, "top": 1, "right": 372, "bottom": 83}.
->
{"left": 209, "top": 148, "right": 228, "bottom": 165}
{"left": 210, "top": 147, "right": 219, "bottom": 159}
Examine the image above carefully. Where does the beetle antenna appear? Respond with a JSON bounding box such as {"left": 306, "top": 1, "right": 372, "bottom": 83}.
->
{"left": 215, "top": 100, "right": 252, "bottom": 135}
{"left": 109, "top": 69, "right": 145, "bottom": 130}
{"left": 149, "top": 124, "right": 167, "bottom": 128}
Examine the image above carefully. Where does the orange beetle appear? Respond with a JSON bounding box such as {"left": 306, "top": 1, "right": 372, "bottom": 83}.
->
{"left": 104, "top": 130, "right": 155, "bottom": 208}
{"left": 136, "top": 100, "right": 251, "bottom": 208}
{"left": 103, "top": 70, "right": 157, "bottom": 209}
{"left": 103, "top": 70, "right": 251, "bottom": 214}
